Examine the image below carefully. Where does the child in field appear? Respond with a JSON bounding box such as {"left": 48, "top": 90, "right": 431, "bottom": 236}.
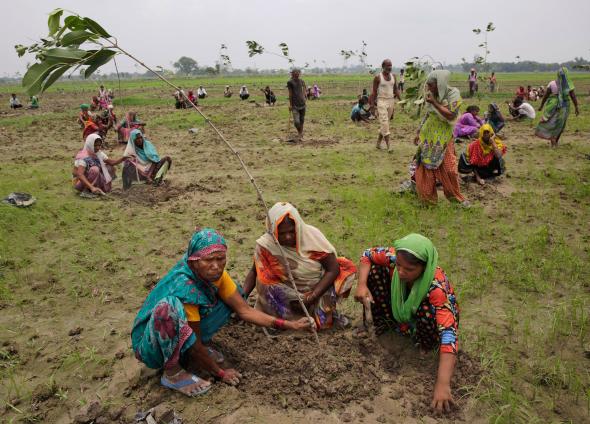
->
{"left": 197, "top": 86, "right": 208, "bottom": 99}
{"left": 224, "top": 86, "right": 233, "bottom": 98}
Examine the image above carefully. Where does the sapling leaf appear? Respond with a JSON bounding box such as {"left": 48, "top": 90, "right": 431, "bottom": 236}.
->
{"left": 22, "top": 62, "right": 61, "bottom": 95}
{"left": 82, "top": 17, "right": 111, "bottom": 38}
{"left": 48, "top": 9, "right": 63, "bottom": 36}
{"left": 60, "top": 30, "right": 96, "bottom": 47}
{"left": 84, "top": 49, "right": 117, "bottom": 78}
{"left": 64, "top": 15, "right": 85, "bottom": 31}
{"left": 15, "top": 45, "right": 27, "bottom": 57}
{"left": 42, "top": 64, "right": 70, "bottom": 92}
{"left": 44, "top": 47, "right": 87, "bottom": 63}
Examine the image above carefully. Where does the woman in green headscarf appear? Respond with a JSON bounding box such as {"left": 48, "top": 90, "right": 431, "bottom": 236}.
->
{"left": 535, "top": 67, "right": 580, "bottom": 147}
{"left": 132, "top": 228, "right": 315, "bottom": 397}
{"left": 355, "top": 234, "right": 460, "bottom": 413}
{"left": 413, "top": 70, "right": 468, "bottom": 206}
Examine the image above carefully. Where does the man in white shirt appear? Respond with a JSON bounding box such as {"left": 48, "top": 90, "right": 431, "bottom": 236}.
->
{"left": 197, "top": 86, "right": 207, "bottom": 99}
{"left": 9, "top": 94, "right": 23, "bottom": 109}
{"left": 507, "top": 97, "right": 536, "bottom": 120}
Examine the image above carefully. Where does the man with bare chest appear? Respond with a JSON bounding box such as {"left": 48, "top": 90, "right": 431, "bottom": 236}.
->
{"left": 370, "top": 59, "right": 401, "bottom": 150}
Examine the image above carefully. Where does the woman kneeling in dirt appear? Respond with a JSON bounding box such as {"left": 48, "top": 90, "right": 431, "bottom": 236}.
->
{"left": 132, "top": 228, "right": 314, "bottom": 397}
{"left": 458, "top": 124, "right": 507, "bottom": 185}
{"left": 117, "top": 111, "right": 145, "bottom": 143}
{"left": 73, "top": 134, "right": 124, "bottom": 195}
{"left": 122, "top": 129, "right": 172, "bottom": 189}
{"left": 243, "top": 202, "right": 357, "bottom": 329}
{"left": 354, "top": 234, "right": 460, "bottom": 413}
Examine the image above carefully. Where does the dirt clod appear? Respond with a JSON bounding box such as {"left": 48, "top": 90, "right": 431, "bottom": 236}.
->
{"left": 68, "top": 326, "right": 83, "bottom": 336}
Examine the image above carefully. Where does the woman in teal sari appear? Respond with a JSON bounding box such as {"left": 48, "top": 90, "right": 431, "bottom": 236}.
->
{"left": 132, "top": 228, "right": 314, "bottom": 397}
{"left": 535, "top": 67, "right": 580, "bottom": 147}
{"left": 122, "top": 129, "right": 172, "bottom": 189}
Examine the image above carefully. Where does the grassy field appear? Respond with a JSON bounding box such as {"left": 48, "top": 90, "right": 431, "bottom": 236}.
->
{"left": 0, "top": 74, "right": 589, "bottom": 423}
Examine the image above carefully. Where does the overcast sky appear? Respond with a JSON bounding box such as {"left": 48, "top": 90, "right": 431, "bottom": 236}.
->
{"left": 3, "top": 0, "right": 589, "bottom": 76}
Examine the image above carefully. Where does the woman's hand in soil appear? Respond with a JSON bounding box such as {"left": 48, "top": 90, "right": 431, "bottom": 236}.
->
{"left": 431, "top": 382, "right": 455, "bottom": 413}
{"left": 90, "top": 186, "right": 104, "bottom": 195}
{"left": 354, "top": 285, "right": 374, "bottom": 304}
{"left": 221, "top": 368, "right": 242, "bottom": 386}
{"left": 288, "top": 317, "right": 317, "bottom": 332}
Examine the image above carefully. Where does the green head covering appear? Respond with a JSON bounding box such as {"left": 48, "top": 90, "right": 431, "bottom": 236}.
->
{"left": 80, "top": 103, "right": 90, "bottom": 110}
{"left": 391, "top": 233, "right": 438, "bottom": 323}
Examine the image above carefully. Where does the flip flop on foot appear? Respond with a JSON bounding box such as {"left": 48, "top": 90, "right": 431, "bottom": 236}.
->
{"left": 160, "top": 370, "right": 212, "bottom": 397}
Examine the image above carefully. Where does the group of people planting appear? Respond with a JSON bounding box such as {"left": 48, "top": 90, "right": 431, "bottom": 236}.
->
{"left": 132, "top": 204, "right": 459, "bottom": 412}
{"left": 73, "top": 86, "right": 172, "bottom": 195}
{"left": 63, "top": 62, "right": 581, "bottom": 413}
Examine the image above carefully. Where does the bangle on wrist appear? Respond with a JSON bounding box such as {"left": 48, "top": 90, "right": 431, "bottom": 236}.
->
{"left": 217, "top": 369, "right": 225, "bottom": 379}
{"left": 272, "top": 318, "right": 285, "bottom": 329}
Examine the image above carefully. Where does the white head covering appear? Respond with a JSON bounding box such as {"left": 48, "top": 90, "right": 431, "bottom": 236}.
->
{"left": 83, "top": 134, "right": 112, "bottom": 184}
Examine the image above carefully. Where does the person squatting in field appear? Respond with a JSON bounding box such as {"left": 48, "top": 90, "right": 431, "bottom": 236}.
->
{"left": 458, "top": 123, "right": 507, "bottom": 185}
{"left": 243, "top": 202, "right": 357, "bottom": 330}
{"left": 131, "top": 228, "right": 315, "bottom": 397}
{"left": 261, "top": 86, "right": 276, "bottom": 105}
{"left": 351, "top": 95, "right": 371, "bottom": 123}
{"left": 355, "top": 234, "right": 460, "bottom": 414}
{"left": 73, "top": 134, "right": 124, "bottom": 195}
{"left": 287, "top": 68, "right": 307, "bottom": 141}
{"left": 371, "top": 59, "right": 401, "bottom": 150}
{"left": 507, "top": 97, "right": 536, "bottom": 121}
{"left": 117, "top": 111, "right": 145, "bottom": 143}
{"left": 453, "top": 105, "right": 485, "bottom": 139}
{"left": 122, "top": 129, "right": 172, "bottom": 189}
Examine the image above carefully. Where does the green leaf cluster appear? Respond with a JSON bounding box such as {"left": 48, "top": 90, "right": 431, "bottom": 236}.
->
{"left": 14, "top": 8, "right": 117, "bottom": 95}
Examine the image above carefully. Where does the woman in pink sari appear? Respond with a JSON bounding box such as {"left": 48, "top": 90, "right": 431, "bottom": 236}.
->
{"left": 453, "top": 105, "right": 484, "bottom": 139}
{"left": 117, "top": 111, "right": 145, "bottom": 143}
{"left": 73, "top": 134, "right": 124, "bottom": 194}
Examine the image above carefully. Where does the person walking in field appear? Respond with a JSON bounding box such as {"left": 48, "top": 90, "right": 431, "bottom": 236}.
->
{"left": 488, "top": 72, "right": 497, "bottom": 93}
{"left": 413, "top": 70, "right": 468, "bottom": 206}
{"left": 370, "top": 59, "right": 401, "bottom": 150}
{"left": 467, "top": 68, "right": 478, "bottom": 97}
{"left": 287, "top": 68, "right": 307, "bottom": 141}
{"left": 535, "top": 67, "right": 580, "bottom": 147}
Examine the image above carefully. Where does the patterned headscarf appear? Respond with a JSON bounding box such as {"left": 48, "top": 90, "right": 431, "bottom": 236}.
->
{"left": 187, "top": 228, "right": 227, "bottom": 261}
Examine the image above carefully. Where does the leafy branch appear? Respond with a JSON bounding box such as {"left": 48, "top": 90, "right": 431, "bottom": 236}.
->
{"left": 397, "top": 55, "right": 442, "bottom": 118}
{"left": 16, "top": 9, "right": 320, "bottom": 344}
{"left": 339, "top": 41, "right": 374, "bottom": 74}
{"left": 245, "top": 40, "right": 306, "bottom": 68}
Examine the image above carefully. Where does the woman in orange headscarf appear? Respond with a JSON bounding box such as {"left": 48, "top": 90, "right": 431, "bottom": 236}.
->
{"left": 243, "top": 202, "right": 356, "bottom": 329}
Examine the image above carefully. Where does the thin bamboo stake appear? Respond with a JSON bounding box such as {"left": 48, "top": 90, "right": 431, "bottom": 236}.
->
{"left": 107, "top": 40, "right": 320, "bottom": 344}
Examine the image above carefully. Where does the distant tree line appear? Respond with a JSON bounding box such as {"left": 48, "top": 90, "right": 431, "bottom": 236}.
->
{"left": 450, "top": 57, "right": 590, "bottom": 73}
{"left": 2, "top": 56, "right": 589, "bottom": 85}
